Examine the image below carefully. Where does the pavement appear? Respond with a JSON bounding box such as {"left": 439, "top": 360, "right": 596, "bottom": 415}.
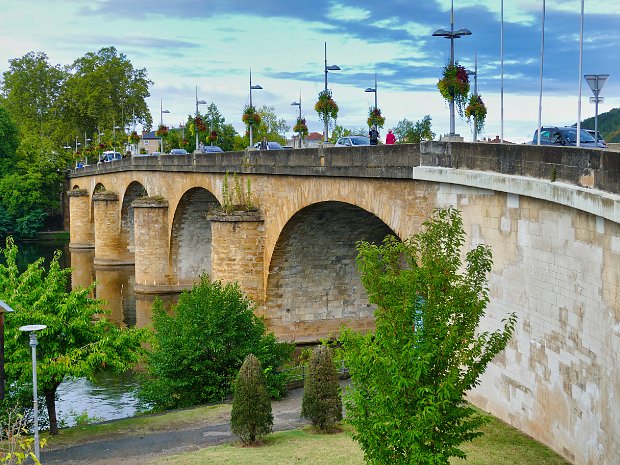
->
{"left": 41, "top": 385, "right": 315, "bottom": 465}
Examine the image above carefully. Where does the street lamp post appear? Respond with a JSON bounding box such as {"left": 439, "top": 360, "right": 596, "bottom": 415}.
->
{"left": 291, "top": 94, "right": 302, "bottom": 148}
{"left": 113, "top": 123, "right": 121, "bottom": 154}
{"left": 18, "top": 324, "right": 47, "bottom": 462}
{"left": 365, "top": 73, "right": 378, "bottom": 114}
{"left": 323, "top": 42, "right": 341, "bottom": 142}
{"left": 0, "top": 301, "right": 14, "bottom": 401}
{"left": 84, "top": 134, "right": 91, "bottom": 165}
{"left": 249, "top": 69, "right": 263, "bottom": 147}
{"left": 195, "top": 86, "right": 207, "bottom": 151}
{"left": 160, "top": 99, "right": 170, "bottom": 153}
{"left": 466, "top": 53, "right": 479, "bottom": 142}
{"left": 432, "top": 0, "right": 472, "bottom": 136}
{"left": 584, "top": 74, "right": 609, "bottom": 147}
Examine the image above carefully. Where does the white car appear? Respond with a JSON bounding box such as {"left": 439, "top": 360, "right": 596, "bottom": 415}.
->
{"left": 334, "top": 135, "right": 370, "bottom": 147}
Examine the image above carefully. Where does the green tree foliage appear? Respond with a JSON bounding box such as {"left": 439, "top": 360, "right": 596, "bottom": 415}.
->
{"left": 301, "top": 345, "right": 342, "bottom": 431}
{"left": 230, "top": 354, "right": 273, "bottom": 445}
{"left": 139, "top": 276, "right": 293, "bottom": 411}
{"left": 341, "top": 207, "right": 517, "bottom": 465}
{"left": 0, "top": 52, "right": 67, "bottom": 140}
{"left": 581, "top": 107, "right": 620, "bottom": 142}
{"left": 0, "top": 238, "right": 148, "bottom": 435}
{"left": 393, "top": 115, "right": 435, "bottom": 143}
{"left": 0, "top": 106, "right": 20, "bottom": 177}
{"left": 0, "top": 134, "right": 66, "bottom": 238}
{"left": 255, "top": 105, "right": 290, "bottom": 145}
{"left": 58, "top": 46, "right": 152, "bottom": 143}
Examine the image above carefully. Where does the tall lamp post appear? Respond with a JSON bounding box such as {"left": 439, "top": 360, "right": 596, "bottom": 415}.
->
{"left": 584, "top": 74, "right": 609, "bottom": 147}
{"left": 323, "top": 42, "right": 341, "bottom": 142}
{"left": 18, "top": 324, "right": 47, "bottom": 462}
{"left": 466, "top": 53, "right": 479, "bottom": 142}
{"left": 365, "top": 73, "right": 378, "bottom": 112}
{"left": 0, "top": 300, "right": 14, "bottom": 401}
{"left": 249, "top": 70, "right": 263, "bottom": 147}
{"left": 195, "top": 86, "right": 207, "bottom": 151}
{"left": 432, "top": 0, "right": 472, "bottom": 137}
{"left": 160, "top": 99, "right": 170, "bottom": 153}
{"left": 291, "top": 94, "right": 302, "bottom": 148}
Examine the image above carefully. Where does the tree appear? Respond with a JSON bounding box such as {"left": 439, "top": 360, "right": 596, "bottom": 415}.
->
{"left": 230, "top": 354, "right": 273, "bottom": 445}
{"left": 301, "top": 345, "right": 342, "bottom": 431}
{"left": 0, "top": 238, "right": 148, "bottom": 435}
{"left": 0, "top": 52, "right": 67, "bottom": 140}
{"left": 341, "top": 207, "right": 517, "bottom": 465}
{"left": 57, "top": 46, "right": 152, "bottom": 145}
{"left": 393, "top": 115, "right": 435, "bottom": 143}
{"left": 138, "top": 276, "right": 293, "bottom": 411}
{"left": 255, "top": 105, "right": 290, "bottom": 145}
{"left": 0, "top": 106, "right": 20, "bottom": 177}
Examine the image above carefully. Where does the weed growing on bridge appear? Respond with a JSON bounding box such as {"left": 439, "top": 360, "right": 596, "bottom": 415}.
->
{"left": 221, "top": 172, "right": 255, "bottom": 213}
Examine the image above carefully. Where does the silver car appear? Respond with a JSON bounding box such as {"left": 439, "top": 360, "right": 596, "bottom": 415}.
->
{"left": 334, "top": 135, "right": 370, "bottom": 147}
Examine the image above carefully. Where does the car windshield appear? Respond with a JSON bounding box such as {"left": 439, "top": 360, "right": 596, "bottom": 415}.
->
{"left": 560, "top": 128, "right": 595, "bottom": 143}
{"left": 350, "top": 136, "right": 370, "bottom": 146}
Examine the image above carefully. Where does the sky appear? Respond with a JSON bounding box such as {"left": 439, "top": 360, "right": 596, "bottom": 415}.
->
{"left": 1, "top": 0, "right": 619, "bottom": 143}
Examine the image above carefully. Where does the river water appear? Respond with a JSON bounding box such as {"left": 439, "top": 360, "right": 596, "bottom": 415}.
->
{"left": 13, "top": 238, "right": 155, "bottom": 426}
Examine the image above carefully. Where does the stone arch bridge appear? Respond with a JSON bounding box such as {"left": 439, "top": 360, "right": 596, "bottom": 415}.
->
{"left": 67, "top": 142, "right": 619, "bottom": 465}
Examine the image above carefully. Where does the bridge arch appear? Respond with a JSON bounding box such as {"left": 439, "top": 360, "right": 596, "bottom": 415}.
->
{"left": 120, "top": 182, "right": 148, "bottom": 257}
{"left": 170, "top": 187, "right": 221, "bottom": 286}
{"left": 265, "top": 200, "right": 396, "bottom": 341}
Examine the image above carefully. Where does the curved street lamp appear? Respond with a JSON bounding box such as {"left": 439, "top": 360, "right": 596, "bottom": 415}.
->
{"left": 291, "top": 94, "right": 302, "bottom": 148}
{"left": 432, "top": 0, "right": 471, "bottom": 136}
{"left": 195, "top": 86, "right": 207, "bottom": 151}
{"left": 249, "top": 69, "right": 263, "bottom": 147}
{"left": 160, "top": 99, "right": 170, "bottom": 153}
{"left": 365, "top": 73, "right": 378, "bottom": 112}
{"left": 323, "top": 42, "right": 341, "bottom": 142}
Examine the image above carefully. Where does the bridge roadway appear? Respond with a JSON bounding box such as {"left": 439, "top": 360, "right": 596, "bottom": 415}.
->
{"left": 68, "top": 141, "right": 619, "bottom": 465}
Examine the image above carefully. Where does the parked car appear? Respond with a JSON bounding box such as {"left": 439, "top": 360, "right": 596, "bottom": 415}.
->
{"left": 531, "top": 126, "right": 602, "bottom": 148}
{"left": 202, "top": 145, "right": 223, "bottom": 153}
{"left": 585, "top": 129, "right": 607, "bottom": 149}
{"left": 334, "top": 135, "right": 371, "bottom": 147}
{"left": 253, "top": 141, "right": 284, "bottom": 150}
{"left": 169, "top": 148, "right": 188, "bottom": 155}
{"left": 100, "top": 151, "right": 122, "bottom": 162}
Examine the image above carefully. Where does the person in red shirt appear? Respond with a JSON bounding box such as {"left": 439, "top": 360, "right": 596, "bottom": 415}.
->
{"left": 386, "top": 129, "right": 396, "bottom": 145}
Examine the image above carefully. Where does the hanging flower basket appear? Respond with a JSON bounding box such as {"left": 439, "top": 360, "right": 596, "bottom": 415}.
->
{"left": 128, "top": 131, "right": 141, "bottom": 144}
{"left": 194, "top": 117, "right": 207, "bottom": 133}
{"left": 98, "top": 143, "right": 106, "bottom": 150}
{"left": 180, "top": 138, "right": 189, "bottom": 148}
{"left": 242, "top": 105, "right": 261, "bottom": 126}
{"left": 207, "top": 131, "right": 218, "bottom": 143}
{"left": 367, "top": 107, "right": 386, "bottom": 129}
{"left": 437, "top": 63, "right": 470, "bottom": 117}
{"left": 293, "top": 117, "right": 308, "bottom": 136}
{"left": 155, "top": 125, "right": 169, "bottom": 137}
{"left": 315, "top": 89, "right": 339, "bottom": 124}
{"left": 465, "top": 94, "right": 487, "bottom": 134}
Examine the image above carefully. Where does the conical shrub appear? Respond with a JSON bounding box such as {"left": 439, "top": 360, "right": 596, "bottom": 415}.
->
{"left": 230, "top": 354, "right": 273, "bottom": 444}
{"left": 301, "top": 345, "right": 343, "bottom": 431}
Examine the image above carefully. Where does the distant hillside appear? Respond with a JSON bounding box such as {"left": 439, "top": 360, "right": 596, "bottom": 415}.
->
{"left": 581, "top": 107, "right": 620, "bottom": 142}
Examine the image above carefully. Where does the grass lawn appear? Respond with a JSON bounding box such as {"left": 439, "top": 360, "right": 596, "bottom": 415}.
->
{"left": 143, "top": 415, "right": 571, "bottom": 465}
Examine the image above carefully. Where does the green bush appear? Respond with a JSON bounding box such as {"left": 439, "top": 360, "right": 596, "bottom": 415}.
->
{"left": 301, "top": 345, "right": 342, "bottom": 431}
{"left": 139, "top": 276, "right": 293, "bottom": 411}
{"left": 230, "top": 354, "right": 273, "bottom": 445}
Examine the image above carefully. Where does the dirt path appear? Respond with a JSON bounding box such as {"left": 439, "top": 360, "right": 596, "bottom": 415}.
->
{"left": 41, "top": 385, "right": 311, "bottom": 465}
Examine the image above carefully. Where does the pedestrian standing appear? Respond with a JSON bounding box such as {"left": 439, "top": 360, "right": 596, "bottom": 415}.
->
{"left": 386, "top": 129, "right": 396, "bottom": 145}
{"left": 369, "top": 125, "right": 379, "bottom": 146}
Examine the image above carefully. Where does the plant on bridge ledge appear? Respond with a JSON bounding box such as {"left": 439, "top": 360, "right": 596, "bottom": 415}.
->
{"left": 221, "top": 172, "right": 255, "bottom": 214}
{"left": 341, "top": 207, "right": 517, "bottom": 465}
{"left": 367, "top": 107, "right": 385, "bottom": 129}
{"left": 465, "top": 93, "right": 487, "bottom": 134}
{"left": 437, "top": 62, "right": 470, "bottom": 117}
